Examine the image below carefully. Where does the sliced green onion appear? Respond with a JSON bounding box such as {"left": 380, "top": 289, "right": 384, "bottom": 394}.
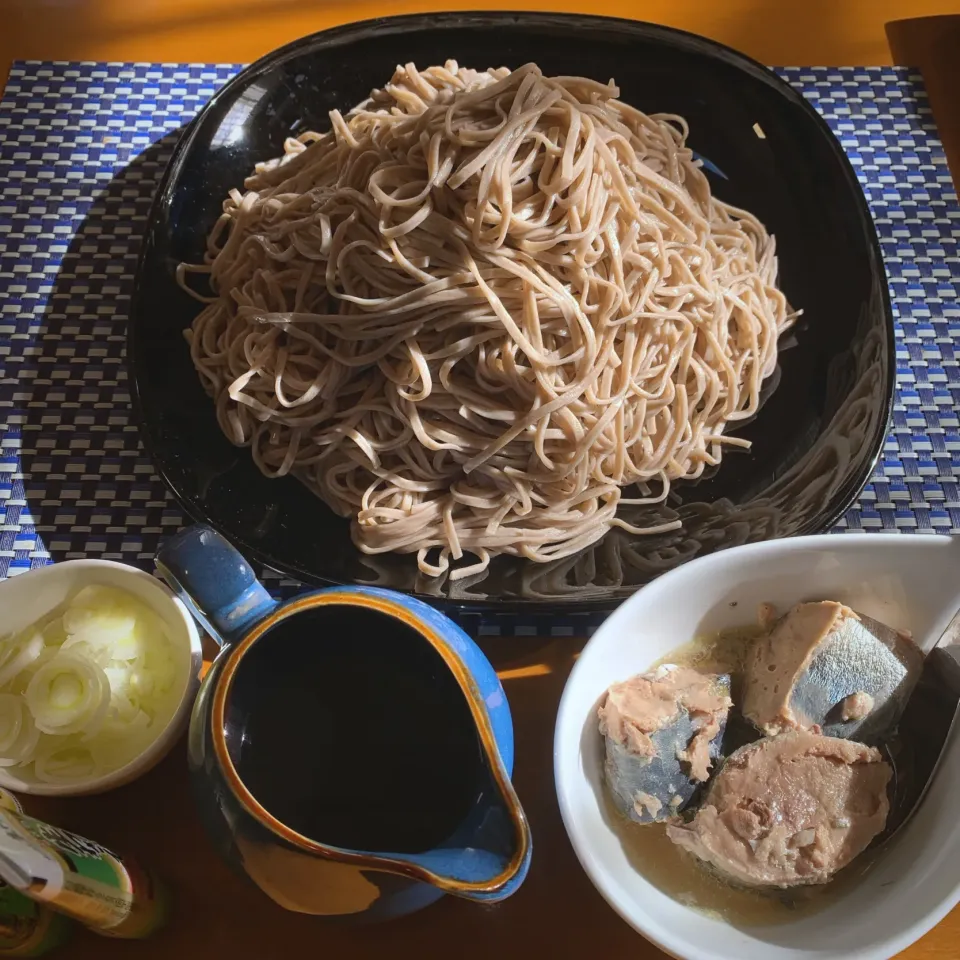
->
{"left": 0, "top": 694, "right": 39, "bottom": 767}
{"left": 25, "top": 654, "right": 110, "bottom": 736}
{"left": 0, "top": 583, "right": 184, "bottom": 782}
{"left": 0, "top": 631, "right": 44, "bottom": 689}
{"left": 33, "top": 736, "right": 98, "bottom": 784}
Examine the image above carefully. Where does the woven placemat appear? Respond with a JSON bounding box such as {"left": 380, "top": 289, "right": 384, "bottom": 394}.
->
{"left": 0, "top": 62, "right": 957, "bottom": 635}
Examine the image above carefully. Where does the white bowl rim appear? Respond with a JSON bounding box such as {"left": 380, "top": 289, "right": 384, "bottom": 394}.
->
{"left": 554, "top": 532, "right": 960, "bottom": 960}
{"left": 0, "top": 558, "right": 203, "bottom": 796}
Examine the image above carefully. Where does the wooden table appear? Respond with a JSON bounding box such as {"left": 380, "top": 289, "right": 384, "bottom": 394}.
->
{"left": 3, "top": 2, "right": 960, "bottom": 958}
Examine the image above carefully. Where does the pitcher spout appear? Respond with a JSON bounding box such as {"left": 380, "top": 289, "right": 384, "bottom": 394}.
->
{"left": 392, "top": 762, "right": 532, "bottom": 902}
{"left": 328, "top": 587, "right": 534, "bottom": 904}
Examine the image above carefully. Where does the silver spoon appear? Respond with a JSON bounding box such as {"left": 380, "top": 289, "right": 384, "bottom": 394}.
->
{"left": 880, "top": 606, "right": 960, "bottom": 841}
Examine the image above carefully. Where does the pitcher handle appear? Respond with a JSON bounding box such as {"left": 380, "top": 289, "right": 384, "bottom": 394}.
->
{"left": 155, "top": 524, "right": 278, "bottom": 649}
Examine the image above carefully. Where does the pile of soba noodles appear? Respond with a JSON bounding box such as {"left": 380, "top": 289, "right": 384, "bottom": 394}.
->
{"left": 181, "top": 61, "right": 796, "bottom": 579}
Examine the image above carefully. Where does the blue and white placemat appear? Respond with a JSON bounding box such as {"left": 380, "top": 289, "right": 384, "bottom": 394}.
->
{"left": 0, "top": 62, "right": 957, "bottom": 636}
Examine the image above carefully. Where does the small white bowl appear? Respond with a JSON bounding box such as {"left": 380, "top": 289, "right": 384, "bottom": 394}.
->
{"left": 555, "top": 533, "right": 960, "bottom": 960}
{"left": 0, "top": 560, "right": 203, "bottom": 795}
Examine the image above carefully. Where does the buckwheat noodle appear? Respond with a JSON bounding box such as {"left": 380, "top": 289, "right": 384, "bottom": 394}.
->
{"left": 179, "top": 62, "right": 797, "bottom": 579}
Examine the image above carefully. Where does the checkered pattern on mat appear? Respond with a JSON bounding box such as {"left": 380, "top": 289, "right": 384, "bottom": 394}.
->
{"left": 0, "top": 62, "right": 957, "bottom": 635}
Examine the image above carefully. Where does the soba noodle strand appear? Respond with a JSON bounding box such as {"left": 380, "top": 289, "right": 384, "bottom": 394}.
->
{"left": 179, "top": 61, "right": 796, "bottom": 579}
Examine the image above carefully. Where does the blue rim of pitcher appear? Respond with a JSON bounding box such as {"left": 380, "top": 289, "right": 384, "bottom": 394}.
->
{"left": 210, "top": 589, "right": 532, "bottom": 893}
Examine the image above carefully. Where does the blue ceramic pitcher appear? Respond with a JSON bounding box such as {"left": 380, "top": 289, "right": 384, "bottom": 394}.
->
{"left": 156, "top": 525, "right": 532, "bottom": 921}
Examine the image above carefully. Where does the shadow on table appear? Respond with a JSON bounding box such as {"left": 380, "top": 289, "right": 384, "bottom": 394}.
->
{"left": 27, "top": 0, "right": 361, "bottom": 52}
{"left": 18, "top": 132, "right": 187, "bottom": 566}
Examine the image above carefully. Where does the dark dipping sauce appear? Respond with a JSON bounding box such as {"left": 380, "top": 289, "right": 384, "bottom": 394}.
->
{"left": 225, "top": 604, "right": 485, "bottom": 853}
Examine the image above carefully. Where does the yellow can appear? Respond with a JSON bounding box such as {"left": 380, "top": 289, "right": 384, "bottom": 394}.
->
{"left": 0, "top": 790, "right": 165, "bottom": 939}
{"left": 0, "top": 791, "right": 72, "bottom": 957}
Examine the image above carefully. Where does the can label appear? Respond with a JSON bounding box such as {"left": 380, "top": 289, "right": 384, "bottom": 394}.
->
{"left": 0, "top": 809, "right": 160, "bottom": 937}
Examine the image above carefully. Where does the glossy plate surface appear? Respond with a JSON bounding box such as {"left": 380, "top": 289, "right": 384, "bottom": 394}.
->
{"left": 128, "top": 12, "right": 894, "bottom": 611}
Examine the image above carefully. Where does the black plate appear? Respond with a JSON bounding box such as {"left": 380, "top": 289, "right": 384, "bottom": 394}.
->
{"left": 128, "top": 12, "right": 894, "bottom": 612}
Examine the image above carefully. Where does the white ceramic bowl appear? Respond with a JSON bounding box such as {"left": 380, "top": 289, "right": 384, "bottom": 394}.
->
{"left": 0, "top": 560, "right": 203, "bottom": 795}
{"left": 555, "top": 533, "right": 960, "bottom": 960}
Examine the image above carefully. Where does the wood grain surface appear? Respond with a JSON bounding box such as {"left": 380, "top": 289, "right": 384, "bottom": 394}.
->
{"left": 19, "top": 634, "right": 960, "bottom": 960}
{"left": 1, "top": 0, "right": 959, "bottom": 75}
{"left": 3, "top": 3, "right": 960, "bottom": 958}
{"left": 887, "top": 15, "right": 960, "bottom": 181}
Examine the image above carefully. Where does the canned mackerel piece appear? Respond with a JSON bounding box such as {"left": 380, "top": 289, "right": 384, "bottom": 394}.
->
{"left": 0, "top": 790, "right": 71, "bottom": 957}
{"left": 0, "top": 789, "right": 166, "bottom": 940}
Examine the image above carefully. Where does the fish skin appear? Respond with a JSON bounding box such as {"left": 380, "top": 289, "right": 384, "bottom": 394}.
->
{"left": 788, "top": 614, "right": 923, "bottom": 741}
{"left": 603, "top": 674, "right": 730, "bottom": 824}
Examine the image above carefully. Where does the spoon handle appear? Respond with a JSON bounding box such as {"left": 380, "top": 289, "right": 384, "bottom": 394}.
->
{"left": 883, "top": 645, "right": 960, "bottom": 841}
